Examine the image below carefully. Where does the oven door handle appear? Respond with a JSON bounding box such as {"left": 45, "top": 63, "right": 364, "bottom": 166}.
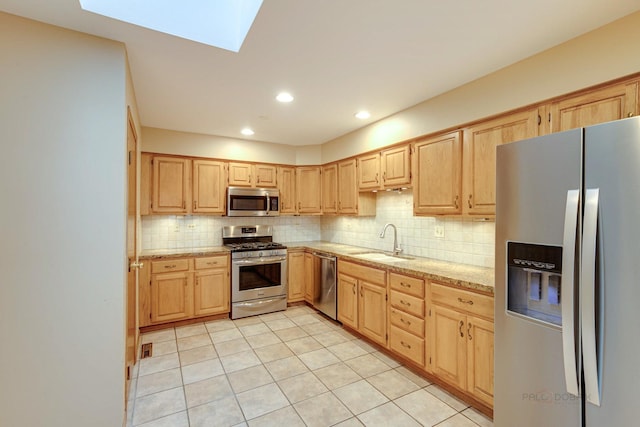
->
{"left": 234, "top": 295, "right": 286, "bottom": 308}
{"left": 233, "top": 256, "right": 286, "bottom": 265}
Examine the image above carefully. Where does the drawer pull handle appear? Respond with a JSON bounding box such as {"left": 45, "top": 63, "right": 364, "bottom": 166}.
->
{"left": 400, "top": 318, "right": 411, "bottom": 326}
{"left": 400, "top": 300, "right": 411, "bottom": 307}
{"left": 468, "top": 322, "right": 473, "bottom": 340}
{"left": 353, "top": 284, "right": 356, "bottom": 295}
{"left": 400, "top": 341, "right": 411, "bottom": 349}
{"left": 400, "top": 282, "right": 411, "bottom": 288}
{"left": 207, "top": 261, "right": 217, "bottom": 265}
{"left": 459, "top": 320, "right": 464, "bottom": 337}
{"left": 164, "top": 264, "right": 177, "bottom": 269}
{"left": 457, "top": 297, "right": 474, "bottom": 305}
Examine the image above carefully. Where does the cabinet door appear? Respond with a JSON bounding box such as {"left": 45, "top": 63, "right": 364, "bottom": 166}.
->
{"left": 150, "top": 272, "right": 192, "bottom": 323}
{"left": 287, "top": 252, "right": 305, "bottom": 302}
{"left": 358, "top": 281, "right": 387, "bottom": 346}
{"left": 322, "top": 164, "right": 338, "bottom": 214}
{"left": 413, "top": 132, "right": 462, "bottom": 215}
{"left": 430, "top": 304, "right": 466, "bottom": 389}
{"left": 194, "top": 268, "right": 229, "bottom": 316}
{"left": 193, "top": 160, "right": 226, "bottom": 214}
{"left": 357, "top": 153, "right": 380, "bottom": 190}
{"left": 255, "top": 164, "right": 277, "bottom": 187}
{"left": 277, "top": 166, "right": 297, "bottom": 214}
{"left": 466, "top": 316, "right": 494, "bottom": 406}
{"left": 337, "top": 273, "right": 358, "bottom": 329}
{"left": 551, "top": 81, "right": 638, "bottom": 132}
{"left": 228, "top": 162, "right": 253, "bottom": 186}
{"left": 140, "top": 153, "right": 152, "bottom": 215}
{"left": 338, "top": 159, "right": 358, "bottom": 214}
{"left": 296, "top": 166, "right": 322, "bottom": 214}
{"left": 381, "top": 145, "right": 411, "bottom": 188}
{"left": 152, "top": 156, "right": 190, "bottom": 214}
{"left": 304, "top": 252, "right": 315, "bottom": 303}
{"left": 462, "top": 108, "right": 538, "bottom": 216}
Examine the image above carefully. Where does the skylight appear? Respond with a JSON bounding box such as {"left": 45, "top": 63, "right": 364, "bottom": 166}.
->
{"left": 79, "top": 0, "right": 263, "bottom": 52}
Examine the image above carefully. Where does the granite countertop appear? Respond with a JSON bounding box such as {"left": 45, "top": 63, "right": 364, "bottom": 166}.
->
{"left": 139, "top": 241, "right": 494, "bottom": 294}
{"left": 283, "top": 241, "right": 494, "bottom": 294}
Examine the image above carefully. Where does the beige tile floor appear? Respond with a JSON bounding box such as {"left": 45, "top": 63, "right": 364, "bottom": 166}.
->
{"left": 126, "top": 305, "right": 494, "bottom": 427}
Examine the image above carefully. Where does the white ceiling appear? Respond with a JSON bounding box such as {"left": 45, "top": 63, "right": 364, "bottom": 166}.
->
{"left": 2, "top": 0, "right": 640, "bottom": 146}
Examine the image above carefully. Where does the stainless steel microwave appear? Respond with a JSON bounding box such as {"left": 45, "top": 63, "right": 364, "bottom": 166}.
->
{"left": 227, "top": 187, "right": 280, "bottom": 216}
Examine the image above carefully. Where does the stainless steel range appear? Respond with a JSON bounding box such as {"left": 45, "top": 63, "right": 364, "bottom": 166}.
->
{"left": 222, "top": 225, "right": 287, "bottom": 319}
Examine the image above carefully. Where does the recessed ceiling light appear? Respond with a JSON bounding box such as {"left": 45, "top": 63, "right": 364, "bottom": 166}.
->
{"left": 355, "top": 111, "right": 370, "bottom": 119}
{"left": 276, "top": 92, "right": 294, "bottom": 103}
{"left": 241, "top": 128, "right": 255, "bottom": 136}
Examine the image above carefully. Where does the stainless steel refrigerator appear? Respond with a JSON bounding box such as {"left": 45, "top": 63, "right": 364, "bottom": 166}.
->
{"left": 495, "top": 116, "right": 640, "bottom": 426}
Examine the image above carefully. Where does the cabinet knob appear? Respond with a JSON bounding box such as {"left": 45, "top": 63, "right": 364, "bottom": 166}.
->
{"left": 129, "top": 261, "right": 144, "bottom": 270}
{"left": 628, "top": 112, "right": 634, "bottom": 117}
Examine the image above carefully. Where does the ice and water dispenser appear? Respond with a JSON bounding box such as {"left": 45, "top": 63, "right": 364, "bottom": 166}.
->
{"left": 507, "top": 242, "right": 563, "bottom": 327}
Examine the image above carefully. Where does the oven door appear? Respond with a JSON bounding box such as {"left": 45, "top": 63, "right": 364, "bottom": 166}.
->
{"left": 232, "top": 256, "right": 287, "bottom": 302}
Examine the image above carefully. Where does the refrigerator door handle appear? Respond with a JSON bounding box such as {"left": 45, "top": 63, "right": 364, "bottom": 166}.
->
{"left": 561, "top": 189, "right": 580, "bottom": 397}
{"left": 582, "top": 188, "right": 601, "bottom": 406}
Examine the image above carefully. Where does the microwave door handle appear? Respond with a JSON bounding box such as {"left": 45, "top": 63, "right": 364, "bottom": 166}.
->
{"left": 266, "top": 194, "right": 270, "bottom": 214}
{"left": 582, "top": 188, "right": 601, "bottom": 406}
{"left": 561, "top": 189, "right": 580, "bottom": 397}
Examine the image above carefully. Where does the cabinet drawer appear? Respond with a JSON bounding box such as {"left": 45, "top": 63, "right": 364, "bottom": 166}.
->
{"left": 195, "top": 255, "right": 227, "bottom": 270}
{"left": 389, "top": 306, "right": 424, "bottom": 337}
{"left": 389, "top": 273, "right": 425, "bottom": 298}
{"left": 339, "top": 261, "right": 386, "bottom": 286}
{"left": 431, "top": 282, "right": 494, "bottom": 320}
{"left": 389, "top": 290, "right": 424, "bottom": 318}
{"left": 389, "top": 324, "right": 425, "bottom": 366}
{"left": 151, "top": 258, "right": 190, "bottom": 273}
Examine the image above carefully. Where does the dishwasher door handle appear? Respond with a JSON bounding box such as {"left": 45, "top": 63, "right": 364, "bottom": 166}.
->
{"left": 313, "top": 252, "right": 336, "bottom": 261}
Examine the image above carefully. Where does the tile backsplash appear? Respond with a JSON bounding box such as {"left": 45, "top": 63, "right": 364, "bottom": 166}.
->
{"left": 141, "top": 189, "right": 495, "bottom": 268}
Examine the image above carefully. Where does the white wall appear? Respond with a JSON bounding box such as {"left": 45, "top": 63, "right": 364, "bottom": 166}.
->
{"left": 0, "top": 13, "right": 128, "bottom": 427}
{"left": 321, "top": 11, "right": 640, "bottom": 163}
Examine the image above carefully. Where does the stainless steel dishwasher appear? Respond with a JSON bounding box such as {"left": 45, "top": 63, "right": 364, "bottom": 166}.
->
{"left": 312, "top": 252, "right": 337, "bottom": 320}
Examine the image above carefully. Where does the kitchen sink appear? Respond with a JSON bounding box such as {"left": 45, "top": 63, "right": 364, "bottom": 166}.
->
{"left": 352, "top": 252, "right": 414, "bottom": 262}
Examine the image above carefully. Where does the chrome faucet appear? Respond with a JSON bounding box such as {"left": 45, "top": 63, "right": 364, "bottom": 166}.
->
{"left": 379, "top": 223, "right": 402, "bottom": 255}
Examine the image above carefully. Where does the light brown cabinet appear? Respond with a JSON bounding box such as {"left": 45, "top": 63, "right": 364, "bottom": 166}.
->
{"left": 296, "top": 166, "right": 322, "bottom": 214}
{"left": 388, "top": 273, "right": 426, "bottom": 367}
{"left": 429, "top": 281, "right": 494, "bottom": 407}
{"left": 192, "top": 160, "right": 226, "bottom": 214}
{"left": 413, "top": 131, "right": 462, "bottom": 216}
{"left": 278, "top": 166, "right": 297, "bottom": 214}
{"left": 139, "top": 255, "right": 230, "bottom": 327}
{"left": 337, "top": 260, "right": 387, "bottom": 346}
{"left": 287, "top": 250, "right": 305, "bottom": 302}
{"left": 338, "top": 159, "right": 376, "bottom": 216}
{"left": 228, "top": 162, "right": 277, "bottom": 187}
{"left": 550, "top": 80, "right": 639, "bottom": 133}
{"left": 151, "top": 156, "right": 191, "bottom": 214}
{"left": 142, "top": 154, "right": 226, "bottom": 216}
{"left": 322, "top": 163, "right": 338, "bottom": 214}
{"left": 357, "top": 145, "right": 411, "bottom": 191}
{"left": 462, "top": 107, "right": 539, "bottom": 216}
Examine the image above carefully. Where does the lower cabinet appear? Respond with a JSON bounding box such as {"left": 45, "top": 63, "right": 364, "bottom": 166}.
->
{"left": 429, "top": 281, "right": 494, "bottom": 407}
{"left": 387, "top": 272, "right": 426, "bottom": 367}
{"left": 140, "top": 254, "right": 230, "bottom": 327}
{"left": 287, "top": 250, "right": 306, "bottom": 303}
{"left": 337, "top": 260, "right": 387, "bottom": 346}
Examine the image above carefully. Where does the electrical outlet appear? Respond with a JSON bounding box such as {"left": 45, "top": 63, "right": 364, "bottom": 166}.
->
{"left": 187, "top": 223, "right": 197, "bottom": 230}
{"left": 434, "top": 225, "right": 445, "bottom": 238}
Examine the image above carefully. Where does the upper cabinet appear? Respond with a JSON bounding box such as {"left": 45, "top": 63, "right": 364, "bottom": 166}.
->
{"left": 296, "top": 166, "right": 322, "bottom": 214}
{"left": 228, "top": 162, "right": 277, "bottom": 187}
{"left": 322, "top": 163, "right": 338, "bottom": 214}
{"left": 550, "top": 80, "right": 639, "bottom": 133}
{"left": 192, "top": 160, "right": 226, "bottom": 214}
{"left": 462, "top": 107, "right": 539, "bottom": 216}
{"left": 141, "top": 154, "right": 225, "bottom": 216}
{"left": 277, "top": 166, "right": 297, "bottom": 215}
{"left": 357, "top": 145, "right": 411, "bottom": 191}
{"left": 152, "top": 156, "right": 191, "bottom": 214}
{"left": 338, "top": 158, "right": 376, "bottom": 216}
{"left": 413, "top": 131, "right": 462, "bottom": 216}
{"left": 380, "top": 145, "right": 411, "bottom": 188}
